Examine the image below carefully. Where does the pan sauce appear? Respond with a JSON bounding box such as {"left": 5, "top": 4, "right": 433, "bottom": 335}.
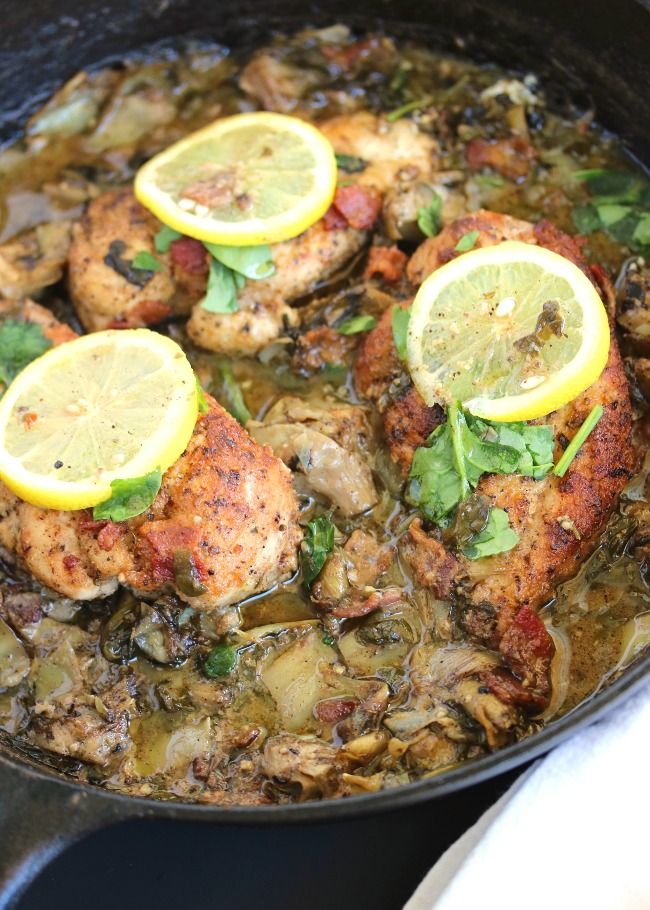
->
{"left": 0, "top": 26, "right": 649, "bottom": 804}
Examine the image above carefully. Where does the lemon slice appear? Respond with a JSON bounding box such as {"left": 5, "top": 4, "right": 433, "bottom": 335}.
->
{"left": 0, "top": 329, "right": 198, "bottom": 511}
{"left": 134, "top": 111, "right": 337, "bottom": 246}
{"left": 406, "top": 241, "right": 610, "bottom": 422}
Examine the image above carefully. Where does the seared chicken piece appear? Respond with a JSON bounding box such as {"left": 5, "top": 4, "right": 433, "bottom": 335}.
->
{"left": 68, "top": 188, "right": 178, "bottom": 331}
{"left": 187, "top": 220, "right": 366, "bottom": 357}
{"left": 319, "top": 111, "right": 438, "bottom": 193}
{"left": 248, "top": 396, "right": 378, "bottom": 516}
{"left": 0, "top": 222, "right": 72, "bottom": 300}
{"left": 0, "top": 303, "right": 301, "bottom": 609}
{"left": 355, "top": 210, "right": 635, "bottom": 703}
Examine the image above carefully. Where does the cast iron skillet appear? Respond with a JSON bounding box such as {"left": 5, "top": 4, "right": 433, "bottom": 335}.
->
{"left": 0, "top": 0, "right": 649, "bottom": 905}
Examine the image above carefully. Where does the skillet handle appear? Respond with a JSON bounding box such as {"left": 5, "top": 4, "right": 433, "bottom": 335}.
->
{"left": 0, "top": 750, "right": 138, "bottom": 909}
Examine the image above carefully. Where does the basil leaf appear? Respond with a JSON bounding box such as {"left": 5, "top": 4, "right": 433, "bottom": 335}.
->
{"left": 461, "top": 507, "right": 519, "bottom": 559}
{"left": 337, "top": 314, "right": 377, "bottom": 335}
{"left": 633, "top": 213, "right": 650, "bottom": 246}
{"left": 417, "top": 193, "right": 442, "bottom": 237}
{"left": 200, "top": 259, "right": 238, "bottom": 314}
{"left": 0, "top": 321, "right": 52, "bottom": 388}
{"left": 595, "top": 203, "right": 631, "bottom": 226}
{"left": 454, "top": 230, "right": 480, "bottom": 252}
{"left": 195, "top": 376, "right": 209, "bottom": 415}
{"left": 93, "top": 469, "right": 162, "bottom": 522}
{"left": 391, "top": 306, "right": 411, "bottom": 360}
{"left": 572, "top": 204, "right": 601, "bottom": 235}
{"left": 301, "top": 516, "right": 336, "bottom": 584}
{"left": 154, "top": 225, "right": 182, "bottom": 253}
{"left": 204, "top": 242, "right": 275, "bottom": 280}
{"left": 215, "top": 360, "right": 251, "bottom": 425}
{"left": 204, "top": 644, "right": 237, "bottom": 678}
{"left": 574, "top": 169, "right": 641, "bottom": 201}
{"left": 335, "top": 153, "right": 368, "bottom": 173}
{"left": 131, "top": 250, "right": 163, "bottom": 272}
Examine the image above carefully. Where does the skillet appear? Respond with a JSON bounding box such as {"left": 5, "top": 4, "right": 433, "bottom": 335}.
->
{"left": 0, "top": 0, "right": 649, "bottom": 905}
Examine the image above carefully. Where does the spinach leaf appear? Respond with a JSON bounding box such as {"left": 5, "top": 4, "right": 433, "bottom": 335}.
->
{"left": 301, "top": 516, "right": 336, "bottom": 584}
{"left": 454, "top": 230, "right": 480, "bottom": 252}
{"left": 200, "top": 259, "right": 239, "bottom": 314}
{"left": 215, "top": 360, "right": 252, "bottom": 425}
{"left": 204, "top": 644, "right": 238, "bottom": 678}
{"left": 154, "top": 225, "right": 182, "bottom": 253}
{"left": 335, "top": 153, "right": 368, "bottom": 173}
{"left": 406, "top": 407, "right": 554, "bottom": 526}
{"left": 195, "top": 376, "right": 209, "bottom": 414}
{"left": 337, "top": 314, "right": 377, "bottom": 335}
{"left": 417, "top": 193, "right": 442, "bottom": 237}
{"left": 93, "top": 469, "right": 162, "bottom": 522}
{"left": 0, "top": 321, "right": 52, "bottom": 387}
{"left": 461, "top": 507, "right": 519, "bottom": 559}
{"left": 391, "top": 306, "right": 411, "bottom": 360}
{"left": 204, "top": 242, "right": 275, "bottom": 280}
{"left": 131, "top": 250, "right": 163, "bottom": 272}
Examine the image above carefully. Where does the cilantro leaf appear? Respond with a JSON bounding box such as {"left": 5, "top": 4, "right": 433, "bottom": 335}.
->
{"left": 301, "top": 516, "right": 336, "bottom": 584}
{"left": 204, "top": 644, "right": 238, "bottom": 678}
{"left": 417, "top": 193, "right": 442, "bottom": 237}
{"left": 131, "top": 250, "right": 163, "bottom": 272}
{"left": 93, "top": 469, "right": 162, "bottom": 522}
{"left": 337, "top": 314, "right": 377, "bottom": 335}
{"left": 454, "top": 230, "right": 480, "bottom": 252}
{"left": 461, "top": 507, "right": 519, "bottom": 559}
{"left": 0, "top": 321, "right": 52, "bottom": 387}
{"left": 200, "top": 259, "right": 239, "bottom": 314}
{"left": 204, "top": 242, "right": 275, "bottom": 280}
{"left": 391, "top": 306, "right": 411, "bottom": 360}
{"left": 154, "top": 225, "right": 182, "bottom": 253}
{"left": 335, "top": 153, "right": 368, "bottom": 173}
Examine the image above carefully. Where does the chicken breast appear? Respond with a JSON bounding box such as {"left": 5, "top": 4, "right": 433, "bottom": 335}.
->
{"left": 319, "top": 111, "right": 438, "bottom": 193}
{"left": 0, "top": 303, "right": 302, "bottom": 610}
{"left": 355, "top": 210, "right": 636, "bottom": 702}
{"left": 187, "top": 220, "right": 366, "bottom": 356}
{"left": 68, "top": 188, "right": 180, "bottom": 331}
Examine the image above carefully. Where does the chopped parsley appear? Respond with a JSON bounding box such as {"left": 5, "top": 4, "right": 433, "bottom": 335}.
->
{"left": 154, "top": 225, "right": 182, "bottom": 253}
{"left": 335, "top": 153, "right": 368, "bottom": 173}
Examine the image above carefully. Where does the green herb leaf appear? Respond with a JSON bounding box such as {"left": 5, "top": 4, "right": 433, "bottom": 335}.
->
{"left": 301, "top": 516, "right": 336, "bottom": 584}
{"left": 204, "top": 644, "right": 237, "bottom": 678}
{"left": 335, "top": 153, "right": 368, "bottom": 173}
{"left": 572, "top": 204, "right": 602, "bottom": 235}
{"left": 406, "top": 408, "right": 554, "bottom": 524}
{"left": 574, "top": 169, "right": 642, "bottom": 201}
{"left": 633, "top": 213, "right": 650, "bottom": 246}
{"left": 461, "top": 507, "right": 519, "bottom": 559}
{"left": 204, "top": 242, "right": 275, "bottom": 281}
{"left": 595, "top": 203, "right": 631, "bottom": 227}
{"left": 474, "top": 174, "right": 505, "bottom": 188}
{"left": 454, "top": 230, "right": 480, "bottom": 252}
{"left": 195, "top": 376, "right": 209, "bottom": 414}
{"left": 200, "top": 259, "right": 239, "bottom": 314}
{"left": 215, "top": 360, "right": 251, "bottom": 425}
{"left": 553, "top": 404, "right": 603, "bottom": 478}
{"left": 131, "top": 250, "right": 163, "bottom": 272}
{"left": 386, "top": 96, "right": 431, "bottom": 123}
{"left": 0, "top": 321, "right": 52, "bottom": 388}
{"left": 391, "top": 306, "right": 411, "bottom": 360}
{"left": 322, "top": 633, "right": 336, "bottom": 647}
{"left": 93, "top": 469, "right": 162, "bottom": 522}
{"left": 337, "top": 314, "right": 377, "bottom": 335}
{"left": 154, "top": 225, "right": 182, "bottom": 253}
{"left": 417, "top": 193, "right": 442, "bottom": 238}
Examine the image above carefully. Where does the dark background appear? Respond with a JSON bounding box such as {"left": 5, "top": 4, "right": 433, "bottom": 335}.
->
{"left": 16, "top": 770, "right": 521, "bottom": 909}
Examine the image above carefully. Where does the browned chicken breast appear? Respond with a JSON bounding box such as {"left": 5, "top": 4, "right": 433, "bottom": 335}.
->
{"left": 186, "top": 220, "right": 366, "bottom": 356}
{"left": 355, "top": 210, "right": 636, "bottom": 706}
{"left": 0, "top": 304, "right": 301, "bottom": 609}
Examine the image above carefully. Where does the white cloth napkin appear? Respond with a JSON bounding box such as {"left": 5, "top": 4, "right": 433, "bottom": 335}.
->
{"left": 405, "top": 679, "right": 650, "bottom": 910}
